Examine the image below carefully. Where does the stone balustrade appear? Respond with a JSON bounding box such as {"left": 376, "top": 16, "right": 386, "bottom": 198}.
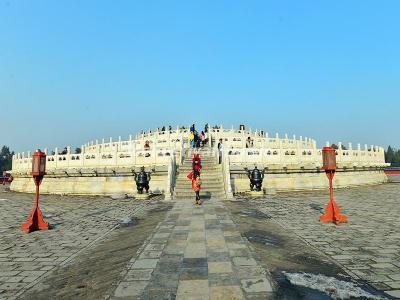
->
{"left": 12, "top": 126, "right": 388, "bottom": 174}
{"left": 11, "top": 126, "right": 389, "bottom": 196}
{"left": 12, "top": 147, "right": 179, "bottom": 174}
{"left": 224, "top": 144, "right": 387, "bottom": 169}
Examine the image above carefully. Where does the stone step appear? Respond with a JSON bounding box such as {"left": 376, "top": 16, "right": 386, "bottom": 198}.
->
{"left": 174, "top": 195, "right": 226, "bottom": 200}
{"left": 178, "top": 169, "right": 222, "bottom": 174}
{"left": 175, "top": 181, "right": 224, "bottom": 185}
{"left": 174, "top": 181, "right": 224, "bottom": 187}
{"left": 174, "top": 191, "right": 225, "bottom": 196}
{"left": 174, "top": 192, "right": 226, "bottom": 198}
{"left": 175, "top": 176, "right": 223, "bottom": 181}
{"left": 174, "top": 185, "right": 224, "bottom": 190}
{"left": 176, "top": 171, "right": 223, "bottom": 176}
{"left": 179, "top": 164, "right": 220, "bottom": 168}
{"left": 182, "top": 159, "right": 216, "bottom": 163}
{"left": 176, "top": 173, "right": 222, "bottom": 177}
{"left": 174, "top": 189, "right": 225, "bottom": 194}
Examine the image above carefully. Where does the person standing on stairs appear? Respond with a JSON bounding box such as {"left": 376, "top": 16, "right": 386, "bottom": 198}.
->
{"left": 191, "top": 171, "right": 202, "bottom": 205}
{"left": 217, "top": 139, "right": 223, "bottom": 164}
{"left": 192, "top": 153, "right": 202, "bottom": 171}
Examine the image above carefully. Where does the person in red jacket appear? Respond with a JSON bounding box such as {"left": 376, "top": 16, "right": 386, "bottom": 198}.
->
{"left": 188, "top": 170, "right": 202, "bottom": 205}
{"left": 192, "top": 154, "right": 202, "bottom": 171}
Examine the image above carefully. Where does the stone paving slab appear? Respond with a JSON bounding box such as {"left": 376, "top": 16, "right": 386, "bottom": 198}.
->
{"left": 245, "top": 184, "right": 400, "bottom": 298}
{"left": 112, "top": 199, "right": 274, "bottom": 299}
{"left": 0, "top": 192, "right": 161, "bottom": 299}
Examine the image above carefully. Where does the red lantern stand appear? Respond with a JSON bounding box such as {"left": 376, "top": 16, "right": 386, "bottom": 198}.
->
{"left": 21, "top": 150, "right": 49, "bottom": 233}
{"left": 320, "top": 147, "right": 348, "bottom": 225}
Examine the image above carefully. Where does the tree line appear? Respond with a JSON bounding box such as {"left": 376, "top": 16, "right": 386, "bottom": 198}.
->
{"left": 0, "top": 146, "right": 14, "bottom": 173}
{"left": 385, "top": 146, "right": 400, "bottom": 167}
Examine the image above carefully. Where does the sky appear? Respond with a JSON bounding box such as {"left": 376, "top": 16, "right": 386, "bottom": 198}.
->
{"left": 1, "top": 0, "right": 399, "bottom": 153}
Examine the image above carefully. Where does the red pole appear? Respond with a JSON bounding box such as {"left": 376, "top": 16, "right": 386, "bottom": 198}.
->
{"left": 328, "top": 171, "right": 334, "bottom": 201}
{"left": 21, "top": 176, "right": 49, "bottom": 233}
{"left": 35, "top": 182, "right": 39, "bottom": 208}
{"left": 320, "top": 170, "right": 348, "bottom": 225}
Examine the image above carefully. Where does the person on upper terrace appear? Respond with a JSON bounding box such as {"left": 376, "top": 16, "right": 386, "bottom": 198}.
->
{"left": 144, "top": 140, "right": 150, "bottom": 151}
{"left": 200, "top": 131, "right": 206, "bottom": 147}
{"left": 189, "top": 131, "right": 195, "bottom": 148}
{"left": 246, "top": 137, "right": 252, "bottom": 148}
{"left": 190, "top": 124, "right": 195, "bottom": 132}
{"left": 204, "top": 123, "right": 209, "bottom": 133}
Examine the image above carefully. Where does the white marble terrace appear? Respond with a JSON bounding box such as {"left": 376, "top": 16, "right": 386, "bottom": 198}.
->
{"left": 12, "top": 125, "right": 388, "bottom": 174}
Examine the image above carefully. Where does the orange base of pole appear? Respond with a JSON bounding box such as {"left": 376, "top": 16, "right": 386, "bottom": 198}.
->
{"left": 320, "top": 199, "right": 348, "bottom": 225}
{"left": 21, "top": 206, "right": 49, "bottom": 233}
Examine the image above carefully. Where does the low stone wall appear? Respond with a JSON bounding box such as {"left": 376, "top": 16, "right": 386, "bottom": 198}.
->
{"left": 231, "top": 170, "right": 388, "bottom": 193}
{"left": 11, "top": 174, "right": 168, "bottom": 196}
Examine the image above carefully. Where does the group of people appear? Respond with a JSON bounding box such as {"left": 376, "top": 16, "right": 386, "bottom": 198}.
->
{"left": 189, "top": 124, "right": 209, "bottom": 148}
{"left": 187, "top": 153, "right": 203, "bottom": 205}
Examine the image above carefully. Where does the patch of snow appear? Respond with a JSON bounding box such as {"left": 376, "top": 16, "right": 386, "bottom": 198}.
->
{"left": 283, "top": 272, "right": 385, "bottom": 300}
{"left": 120, "top": 217, "right": 138, "bottom": 227}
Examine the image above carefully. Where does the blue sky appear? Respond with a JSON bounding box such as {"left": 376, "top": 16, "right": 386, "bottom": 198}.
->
{"left": 1, "top": 1, "right": 399, "bottom": 152}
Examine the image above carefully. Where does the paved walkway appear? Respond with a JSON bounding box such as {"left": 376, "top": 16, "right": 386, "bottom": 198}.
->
{"left": 246, "top": 184, "right": 400, "bottom": 299}
{"left": 0, "top": 192, "right": 159, "bottom": 299}
{"left": 112, "top": 199, "right": 273, "bottom": 299}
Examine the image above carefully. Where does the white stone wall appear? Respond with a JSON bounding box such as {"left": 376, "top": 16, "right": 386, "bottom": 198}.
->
{"left": 11, "top": 126, "right": 389, "bottom": 195}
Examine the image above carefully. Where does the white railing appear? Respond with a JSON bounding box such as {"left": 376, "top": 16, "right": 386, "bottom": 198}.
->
{"left": 165, "top": 152, "right": 177, "bottom": 200}
{"left": 12, "top": 125, "right": 388, "bottom": 175}
{"left": 221, "top": 150, "right": 233, "bottom": 199}
{"left": 12, "top": 147, "right": 175, "bottom": 173}
{"left": 225, "top": 147, "right": 387, "bottom": 168}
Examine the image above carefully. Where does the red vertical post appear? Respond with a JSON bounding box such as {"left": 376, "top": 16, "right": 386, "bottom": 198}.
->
{"left": 320, "top": 147, "right": 348, "bottom": 225}
{"left": 21, "top": 150, "right": 49, "bottom": 233}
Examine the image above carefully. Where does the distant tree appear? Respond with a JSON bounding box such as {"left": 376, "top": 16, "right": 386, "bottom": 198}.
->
{"left": 0, "top": 146, "right": 15, "bottom": 172}
{"left": 74, "top": 147, "right": 82, "bottom": 154}
{"left": 385, "top": 146, "right": 400, "bottom": 167}
{"left": 385, "top": 146, "right": 395, "bottom": 163}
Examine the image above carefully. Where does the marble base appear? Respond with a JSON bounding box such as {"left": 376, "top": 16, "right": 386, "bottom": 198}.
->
{"left": 135, "top": 193, "right": 150, "bottom": 200}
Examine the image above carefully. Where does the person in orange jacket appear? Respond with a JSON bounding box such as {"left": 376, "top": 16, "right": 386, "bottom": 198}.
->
{"left": 188, "top": 170, "right": 202, "bottom": 205}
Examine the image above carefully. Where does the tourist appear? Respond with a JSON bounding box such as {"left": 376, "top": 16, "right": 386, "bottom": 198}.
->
{"left": 190, "top": 124, "right": 195, "bottom": 132}
{"left": 189, "top": 131, "right": 195, "bottom": 148}
{"left": 217, "top": 139, "right": 223, "bottom": 164}
{"left": 194, "top": 130, "right": 200, "bottom": 148}
{"left": 204, "top": 131, "right": 209, "bottom": 146}
{"left": 200, "top": 131, "right": 206, "bottom": 147}
{"left": 191, "top": 171, "right": 202, "bottom": 205}
{"left": 246, "top": 137, "right": 252, "bottom": 148}
{"left": 144, "top": 140, "right": 150, "bottom": 151}
{"left": 161, "top": 126, "right": 166, "bottom": 132}
{"left": 192, "top": 153, "right": 202, "bottom": 171}
{"left": 204, "top": 123, "right": 209, "bottom": 133}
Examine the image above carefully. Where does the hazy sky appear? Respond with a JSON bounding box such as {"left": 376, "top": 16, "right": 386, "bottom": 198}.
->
{"left": 1, "top": 1, "right": 399, "bottom": 152}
